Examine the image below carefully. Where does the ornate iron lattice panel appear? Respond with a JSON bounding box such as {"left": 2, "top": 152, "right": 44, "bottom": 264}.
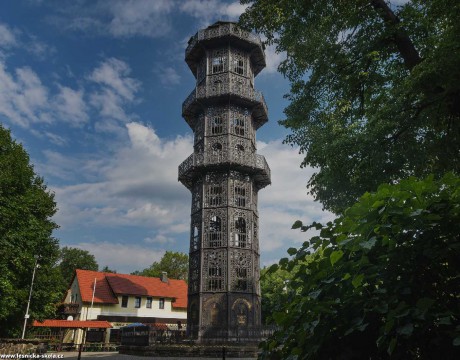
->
{"left": 189, "top": 253, "right": 200, "bottom": 294}
{"left": 190, "top": 213, "right": 202, "bottom": 252}
{"left": 203, "top": 208, "right": 228, "bottom": 248}
{"left": 202, "top": 250, "right": 227, "bottom": 292}
{"left": 230, "top": 250, "right": 253, "bottom": 292}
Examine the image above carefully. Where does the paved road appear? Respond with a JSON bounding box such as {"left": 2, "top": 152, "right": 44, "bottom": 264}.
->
{"left": 55, "top": 351, "right": 255, "bottom": 360}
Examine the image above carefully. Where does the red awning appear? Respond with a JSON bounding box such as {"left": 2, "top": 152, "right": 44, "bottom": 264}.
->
{"left": 33, "top": 320, "right": 112, "bottom": 329}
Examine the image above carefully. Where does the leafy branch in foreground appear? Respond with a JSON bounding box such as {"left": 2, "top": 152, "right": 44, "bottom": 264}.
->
{"left": 262, "top": 173, "right": 460, "bottom": 359}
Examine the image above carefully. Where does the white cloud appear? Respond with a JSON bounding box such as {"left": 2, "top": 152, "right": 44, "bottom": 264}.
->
{"left": 75, "top": 241, "right": 165, "bottom": 273}
{"left": 258, "top": 140, "right": 334, "bottom": 253}
{"left": 155, "top": 66, "right": 181, "bottom": 87}
{"left": 0, "top": 23, "right": 17, "bottom": 48}
{"left": 50, "top": 122, "right": 192, "bottom": 233}
{"left": 0, "top": 62, "right": 50, "bottom": 127}
{"left": 88, "top": 58, "right": 141, "bottom": 123}
{"left": 48, "top": 0, "right": 174, "bottom": 39}
{"left": 53, "top": 86, "right": 88, "bottom": 125}
{"left": 88, "top": 58, "right": 139, "bottom": 101}
{"left": 180, "top": 0, "right": 247, "bottom": 25}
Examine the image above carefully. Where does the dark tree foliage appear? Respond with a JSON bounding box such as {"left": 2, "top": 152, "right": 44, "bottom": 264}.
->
{"left": 58, "top": 247, "right": 99, "bottom": 286}
{"left": 132, "top": 251, "right": 189, "bottom": 281}
{"left": 262, "top": 174, "right": 460, "bottom": 359}
{"left": 240, "top": 0, "right": 460, "bottom": 213}
{"left": 0, "top": 125, "right": 62, "bottom": 337}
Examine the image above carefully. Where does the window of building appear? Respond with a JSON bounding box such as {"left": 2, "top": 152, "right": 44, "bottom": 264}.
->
{"left": 233, "top": 58, "right": 244, "bottom": 75}
{"left": 233, "top": 118, "right": 245, "bottom": 136}
{"left": 208, "top": 267, "right": 224, "bottom": 291}
{"left": 146, "top": 297, "right": 152, "bottom": 309}
{"left": 134, "top": 296, "right": 141, "bottom": 308}
{"left": 208, "top": 215, "right": 222, "bottom": 247}
{"left": 121, "top": 295, "right": 128, "bottom": 308}
{"left": 235, "top": 217, "right": 246, "bottom": 247}
{"left": 208, "top": 185, "right": 222, "bottom": 206}
{"left": 235, "top": 186, "right": 246, "bottom": 207}
{"left": 211, "top": 116, "right": 223, "bottom": 135}
{"left": 212, "top": 56, "right": 224, "bottom": 73}
{"left": 159, "top": 298, "right": 165, "bottom": 309}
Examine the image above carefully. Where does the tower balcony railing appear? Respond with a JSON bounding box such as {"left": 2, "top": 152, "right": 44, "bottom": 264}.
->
{"left": 179, "top": 152, "right": 271, "bottom": 186}
{"left": 186, "top": 23, "right": 263, "bottom": 59}
{"left": 182, "top": 77, "right": 268, "bottom": 123}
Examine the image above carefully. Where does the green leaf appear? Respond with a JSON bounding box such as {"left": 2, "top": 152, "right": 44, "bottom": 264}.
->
{"left": 292, "top": 220, "right": 303, "bottom": 229}
{"left": 453, "top": 337, "right": 460, "bottom": 346}
{"left": 360, "top": 237, "right": 377, "bottom": 250}
{"left": 397, "top": 323, "right": 414, "bottom": 336}
{"left": 287, "top": 247, "right": 297, "bottom": 256}
{"left": 387, "top": 337, "right": 397, "bottom": 355}
{"left": 352, "top": 274, "right": 364, "bottom": 288}
{"left": 330, "top": 250, "right": 343, "bottom": 266}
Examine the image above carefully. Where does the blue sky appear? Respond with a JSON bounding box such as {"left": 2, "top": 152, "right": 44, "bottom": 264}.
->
{"left": 1, "top": 0, "right": 333, "bottom": 273}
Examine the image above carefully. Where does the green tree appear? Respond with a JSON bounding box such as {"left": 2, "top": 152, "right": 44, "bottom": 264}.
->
{"left": 58, "top": 247, "right": 98, "bottom": 286}
{"left": 100, "top": 265, "right": 117, "bottom": 273}
{"left": 241, "top": 0, "right": 460, "bottom": 213}
{"left": 133, "top": 251, "right": 188, "bottom": 281}
{"left": 0, "top": 125, "right": 62, "bottom": 337}
{"left": 262, "top": 174, "right": 460, "bottom": 359}
{"left": 260, "top": 266, "right": 291, "bottom": 325}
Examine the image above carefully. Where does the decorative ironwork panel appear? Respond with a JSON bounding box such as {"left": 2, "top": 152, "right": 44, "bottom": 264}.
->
{"left": 202, "top": 294, "right": 227, "bottom": 327}
{"left": 230, "top": 250, "right": 253, "bottom": 292}
{"left": 230, "top": 178, "right": 251, "bottom": 209}
{"left": 206, "top": 106, "right": 229, "bottom": 136}
{"left": 229, "top": 106, "right": 253, "bottom": 141}
{"left": 190, "top": 213, "right": 202, "bottom": 252}
{"left": 205, "top": 135, "right": 229, "bottom": 164}
{"left": 203, "top": 250, "right": 227, "bottom": 292}
{"left": 203, "top": 208, "right": 227, "bottom": 248}
{"left": 194, "top": 113, "right": 205, "bottom": 145}
{"left": 189, "top": 253, "right": 200, "bottom": 294}
{"left": 197, "top": 56, "right": 206, "bottom": 83}
{"left": 191, "top": 180, "right": 203, "bottom": 214}
{"left": 209, "top": 48, "right": 228, "bottom": 74}
{"left": 229, "top": 209, "right": 252, "bottom": 248}
{"left": 204, "top": 174, "right": 228, "bottom": 208}
{"left": 230, "top": 48, "right": 247, "bottom": 77}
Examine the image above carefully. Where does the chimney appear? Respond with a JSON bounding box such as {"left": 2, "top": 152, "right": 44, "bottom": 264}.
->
{"left": 160, "top": 272, "right": 168, "bottom": 283}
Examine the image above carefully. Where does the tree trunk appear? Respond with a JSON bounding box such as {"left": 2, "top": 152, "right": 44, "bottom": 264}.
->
{"left": 370, "top": 0, "right": 422, "bottom": 71}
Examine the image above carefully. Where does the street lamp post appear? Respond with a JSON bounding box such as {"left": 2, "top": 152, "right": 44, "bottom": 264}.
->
{"left": 21, "top": 255, "right": 40, "bottom": 339}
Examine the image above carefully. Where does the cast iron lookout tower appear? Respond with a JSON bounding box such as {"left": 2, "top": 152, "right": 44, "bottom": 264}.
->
{"left": 179, "top": 21, "right": 270, "bottom": 341}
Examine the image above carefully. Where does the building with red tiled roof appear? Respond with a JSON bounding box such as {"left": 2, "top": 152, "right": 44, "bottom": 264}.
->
{"left": 60, "top": 269, "right": 187, "bottom": 344}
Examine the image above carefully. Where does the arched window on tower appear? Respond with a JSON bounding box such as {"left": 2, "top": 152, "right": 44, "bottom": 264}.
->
{"left": 233, "top": 118, "right": 245, "bottom": 136}
{"left": 234, "top": 217, "right": 246, "bottom": 248}
{"left": 208, "top": 184, "right": 222, "bottom": 206}
{"left": 212, "top": 56, "right": 224, "bottom": 73}
{"left": 233, "top": 57, "right": 245, "bottom": 75}
{"left": 211, "top": 116, "right": 223, "bottom": 135}
{"left": 208, "top": 215, "right": 223, "bottom": 247}
{"left": 235, "top": 186, "right": 246, "bottom": 207}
